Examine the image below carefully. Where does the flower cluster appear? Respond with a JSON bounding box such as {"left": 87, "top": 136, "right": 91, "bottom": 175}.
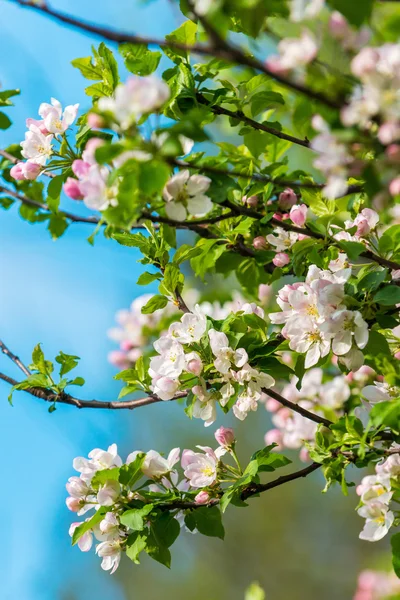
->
{"left": 147, "top": 301, "right": 275, "bottom": 424}
{"left": 66, "top": 428, "right": 238, "bottom": 573}
{"left": 354, "top": 569, "right": 400, "bottom": 600}
{"left": 264, "top": 368, "right": 350, "bottom": 459}
{"left": 11, "top": 97, "right": 79, "bottom": 181}
{"left": 266, "top": 30, "right": 318, "bottom": 75}
{"left": 356, "top": 448, "right": 400, "bottom": 542}
{"left": 98, "top": 75, "right": 170, "bottom": 130}
{"left": 270, "top": 258, "right": 369, "bottom": 370}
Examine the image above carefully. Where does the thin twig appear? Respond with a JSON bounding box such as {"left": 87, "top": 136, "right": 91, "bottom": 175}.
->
{"left": 9, "top": 0, "right": 344, "bottom": 111}
{"left": 265, "top": 388, "right": 332, "bottom": 427}
{"left": 0, "top": 340, "right": 31, "bottom": 377}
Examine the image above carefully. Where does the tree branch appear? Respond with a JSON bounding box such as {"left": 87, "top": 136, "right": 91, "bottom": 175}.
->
{"left": 196, "top": 93, "right": 311, "bottom": 149}
{"left": 0, "top": 371, "right": 188, "bottom": 409}
{"left": 9, "top": 0, "right": 344, "bottom": 110}
{"left": 159, "top": 461, "right": 322, "bottom": 509}
{"left": 264, "top": 388, "right": 332, "bottom": 427}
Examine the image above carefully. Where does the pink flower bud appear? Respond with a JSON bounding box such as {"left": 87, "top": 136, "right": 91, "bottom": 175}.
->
{"left": 278, "top": 188, "right": 297, "bottom": 210}
{"left": 22, "top": 161, "right": 41, "bottom": 180}
{"left": 351, "top": 47, "right": 379, "bottom": 78}
{"left": 329, "top": 11, "right": 349, "bottom": 38}
{"left": 258, "top": 283, "right": 271, "bottom": 303}
{"left": 389, "top": 177, "right": 400, "bottom": 197}
{"left": 289, "top": 204, "right": 307, "bottom": 227}
{"left": 214, "top": 426, "right": 235, "bottom": 447}
{"left": 273, "top": 212, "right": 283, "bottom": 221}
{"left": 87, "top": 113, "right": 105, "bottom": 129}
{"left": 386, "top": 144, "right": 400, "bottom": 164}
{"left": 66, "top": 497, "right": 80, "bottom": 512}
{"left": 264, "top": 429, "right": 283, "bottom": 449}
{"left": 395, "top": 350, "right": 400, "bottom": 360}
{"left": 72, "top": 159, "right": 90, "bottom": 178}
{"left": 10, "top": 163, "right": 25, "bottom": 181}
{"left": 378, "top": 122, "right": 400, "bottom": 145}
{"left": 253, "top": 236, "right": 267, "bottom": 250}
{"left": 273, "top": 252, "right": 290, "bottom": 267}
{"left": 265, "top": 56, "right": 289, "bottom": 76}
{"left": 187, "top": 358, "right": 203, "bottom": 376}
{"left": 64, "top": 177, "right": 83, "bottom": 200}
{"left": 242, "top": 194, "right": 258, "bottom": 208}
{"left": 195, "top": 491, "right": 210, "bottom": 504}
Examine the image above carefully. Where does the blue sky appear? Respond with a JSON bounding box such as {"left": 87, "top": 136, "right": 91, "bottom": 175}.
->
{"left": 0, "top": 2, "right": 190, "bottom": 598}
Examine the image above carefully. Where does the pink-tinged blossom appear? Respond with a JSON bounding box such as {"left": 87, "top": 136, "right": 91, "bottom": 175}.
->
{"left": 258, "top": 283, "right": 272, "bottom": 303}
{"left": 20, "top": 125, "right": 53, "bottom": 166}
{"left": 278, "top": 188, "right": 297, "bottom": 209}
{"left": 69, "top": 522, "right": 93, "bottom": 552}
{"left": 321, "top": 309, "right": 369, "bottom": 355}
{"left": 311, "top": 115, "right": 350, "bottom": 199}
{"left": 162, "top": 169, "right": 213, "bottom": 221}
{"left": 362, "top": 381, "right": 399, "bottom": 404}
{"left": 264, "top": 428, "right": 283, "bottom": 449}
{"left": 87, "top": 113, "right": 105, "bottom": 129}
{"left": 208, "top": 329, "right": 248, "bottom": 374}
{"left": 98, "top": 76, "right": 170, "bottom": 128}
{"left": 73, "top": 444, "right": 122, "bottom": 483}
{"left": 289, "top": 204, "right": 307, "bottom": 227}
{"left": 97, "top": 480, "right": 121, "bottom": 506}
{"left": 345, "top": 208, "right": 379, "bottom": 237}
{"left": 11, "top": 161, "right": 42, "bottom": 181}
{"left": 181, "top": 446, "right": 219, "bottom": 488}
{"left": 186, "top": 356, "right": 203, "bottom": 376}
{"left": 39, "top": 97, "right": 79, "bottom": 135}
{"left": 242, "top": 194, "right": 259, "bottom": 208}
{"left": 152, "top": 375, "right": 180, "bottom": 401}
{"left": 266, "top": 31, "right": 318, "bottom": 73}
{"left": 192, "top": 384, "right": 217, "bottom": 427}
{"left": 95, "top": 541, "right": 121, "bottom": 574}
{"left": 273, "top": 252, "right": 290, "bottom": 267}
{"left": 10, "top": 163, "right": 25, "bottom": 180}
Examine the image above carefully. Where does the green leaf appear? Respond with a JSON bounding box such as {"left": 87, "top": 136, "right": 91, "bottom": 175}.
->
{"left": 250, "top": 91, "right": 284, "bottom": 117}
{"left": 120, "top": 505, "right": 154, "bottom": 531}
{"left": 55, "top": 351, "right": 80, "bottom": 376}
{"left": 0, "top": 111, "right": 12, "bottom": 130}
{"left": 119, "top": 44, "right": 161, "bottom": 76}
{"left": 139, "top": 161, "right": 171, "bottom": 195}
{"left": 391, "top": 532, "right": 400, "bottom": 579}
{"left": 337, "top": 241, "right": 366, "bottom": 260}
{"left": 329, "top": 0, "right": 373, "bottom": 26}
{"left": 193, "top": 506, "right": 225, "bottom": 539}
{"left": 151, "top": 512, "right": 180, "bottom": 548}
{"left": 165, "top": 21, "right": 197, "bottom": 63}
{"left": 301, "top": 187, "right": 334, "bottom": 216}
{"left": 173, "top": 244, "right": 203, "bottom": 264}
{"left": 126, "top": 531, "right": 148, "bottom": 564}
{"left": 72, "top": 509, "right": 108, "bottom": 545}
{"left": 119, "top": 453, "right": 146, "bottom": 487}
{"left": 137, "top": 271, "right": 161, "bottom": 285}
{"left": 141, "top": 295, "right": 168, "bottom": 314}
{"left": 374, "top": 286, "right": 400, "bottom": 306}
{"left": 250, "top": 446, "right": 292, "bottom": 473}
{"left": 91, "top": 467, "right": 121, "bottom": 487}
{"left": 370, "top": 400, "right": 400, "bottom": 432}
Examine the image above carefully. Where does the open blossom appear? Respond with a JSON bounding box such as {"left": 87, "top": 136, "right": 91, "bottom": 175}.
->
{"left": 266, "top": 31, "right": 318, "bottom": 74}
{"left": 98, "top": 75, "right": 170, "bottom": 128}
{"left": 208, "top": 329, "right": 248, "bottom": 374}
{"left": 358, "top": 501, "right": 394, "bottom": 542}
{"left": 38, "top": 97, "right": 79, "bottom": 134}
{"left": 73, "top": 444, "right": 122, "bottom": 483}
{"left": 168, "top": 305, "right": 207, "bottom": 343}
{"left": 20, "top": 125, "right": 53, "bottom": 166}
{"left": 266, "top": 227, "right": 298, "bottom": 252}
{"left": 362, "top": 381, "right": 399, "bottom": 404}
{"left": 192, "top": 384, "right": 217, "bottom": 427}
{"left": 345, "top": 208, "right": 379, "bottom": 238}
{"left": 69, "top": 522, "right": 93, "bottom": 552}
{"left": 142, "top": 448, "right": 180, "bottom": 479}
{"left": 181, "top": 446, "right": 220, "bottom": 488}
{"left": 354, "top": 569, "right": 400, "bottom": 600}
{"left": 150, "top": 338, "right": 186, "bottom": 379}
{"left": 163, "top": 169, "right": 213, "bottom": 221}
{"left": 97, "top": 480, "right": 121, "bottom": 506}
{"left": 96, "top": 541, "right": 121, "bottom": 574}
{"left": 321, "top": 310, "right": 369, "bottom": 356}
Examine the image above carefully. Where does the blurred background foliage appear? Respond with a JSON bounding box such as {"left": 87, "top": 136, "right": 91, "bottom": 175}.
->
{"left": 0, "top": 0, "right": 392, "bottom": 598}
